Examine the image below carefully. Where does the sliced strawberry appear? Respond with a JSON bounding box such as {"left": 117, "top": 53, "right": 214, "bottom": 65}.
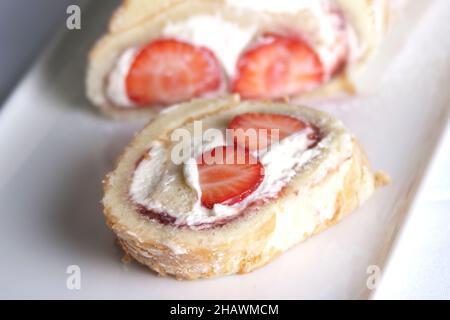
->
{"left": 197, "top": 146, "right": 264, "bottom": 209}
{"left": 126, "top": 38, "right": 223, "bottom": 106}
{"left": 228, "top": 112, "right": 319, "bottom": 152}
{"left": 231, "top": 34, "right": 324, "bottom": 99}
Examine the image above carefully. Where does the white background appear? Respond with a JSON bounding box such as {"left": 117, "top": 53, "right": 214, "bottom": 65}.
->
{"left": 373, "top": 124, "right": 450, "bottom": 299}
{"left": 0, "top": 0, "right": 448, "bottom": 299}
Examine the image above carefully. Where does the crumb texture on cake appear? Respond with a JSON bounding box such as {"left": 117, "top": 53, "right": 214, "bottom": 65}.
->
{"left": 102, "top": 96, "right": 388, "bottom": 279}
{"left": 86, "top": 0, "right": 389, "bottom": 118}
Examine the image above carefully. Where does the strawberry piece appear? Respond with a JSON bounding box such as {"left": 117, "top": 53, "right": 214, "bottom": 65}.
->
{"left": 229, "top": 112, "right": 319, "bottom": 152}
{"left": 126, "top": 39, "right": 223, "bottom": 106}
{"left": 231, "top": 34, "right": 324, "bottom": 99}
{"left": 197, "top": 146, "right": 264, "bottom": 209}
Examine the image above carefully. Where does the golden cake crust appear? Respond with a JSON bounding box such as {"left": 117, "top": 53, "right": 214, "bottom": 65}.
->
{"left": 102, "top": 96, "right": 388, "bottom": 279}
{"left": 86, "top": 0, "right": 389, "bottom": 118}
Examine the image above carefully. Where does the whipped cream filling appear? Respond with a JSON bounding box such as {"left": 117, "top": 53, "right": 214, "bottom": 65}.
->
{"left": 106, "top": 47, "right": 138, "bottom": 108}
{"left": 106, "top": 0, "right": 357, "bottom": 107}
{"left": 161, "top": 0, "right": 351, "bottom": 77}
{"left": 183, "top": 127, "right": 319, "bottom": 222}
{"left": 227, "top": 0, "right": 354, "bottom": 75}
{"left": 163, "top": 14, "right": 257, "bottom": 77}
{"left": 129, "top": 119, "right": 354, "bottom": 227}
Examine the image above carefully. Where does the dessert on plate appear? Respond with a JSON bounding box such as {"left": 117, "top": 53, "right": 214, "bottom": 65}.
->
{"left": 102, "top": 96, "right": 389, "bottom": 279}
{"left": 87, "top": 0, "right": 389, "bottom": 118}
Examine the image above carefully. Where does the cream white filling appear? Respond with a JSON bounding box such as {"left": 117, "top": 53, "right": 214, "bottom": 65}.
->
{"left": 161, "top": 0, "right": 351, "bottom": 77}
{"left": 130, "top": 121, "right": 353, "bottom": 227}
{"left": 181, "top": 127, "right": 318, "bottom": 224}
{"left": 106, "top": 0, "right": 357, "bottom": 107}
{"left": 106, "top": 48, "right": 138, "bottom": 108}
{"left": 163, "top": 14, "right": 257, "bottom": 77}
{"left": 225, "top": 0, "right": 354, "bottom": 75}
{"left": 129, "top": 141, "right": 167, "bottom": 200}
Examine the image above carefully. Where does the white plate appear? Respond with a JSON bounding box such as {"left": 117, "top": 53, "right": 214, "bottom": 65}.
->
{"left": 0, "top": 0, "right": 449, "bottom": 299}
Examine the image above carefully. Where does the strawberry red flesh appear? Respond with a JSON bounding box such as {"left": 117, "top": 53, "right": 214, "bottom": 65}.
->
{"left": 228, "top": 112, "right": 319, "bottom": 152}
{"left": 197, "top": 146, "right": 264, "bottom": 209}
{"left": 231, "top": 34, "right": 324, "bottom": 99}
{"left": 126, "top": 38, "right": 223, "bottom": 106}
